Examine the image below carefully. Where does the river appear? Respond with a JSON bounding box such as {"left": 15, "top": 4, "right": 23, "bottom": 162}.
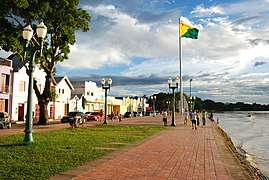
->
{"left": 215, "top": 111, "right": 269, "bottom": 178}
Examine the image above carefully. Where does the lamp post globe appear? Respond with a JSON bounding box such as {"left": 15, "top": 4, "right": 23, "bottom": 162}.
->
{"left": 23, "top": 25, "right": 33, "bottom": 41}
{"left": 36, "top": 22, "right": 47, "bottom": 39}
{"left": 107, "top": 78, "right": 112, "bottom": 86}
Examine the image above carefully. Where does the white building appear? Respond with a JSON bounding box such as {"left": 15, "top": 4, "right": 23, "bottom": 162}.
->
{"left": 69, "top": 94, "right": 83, "bottom": 112}
{"left": 71, "top": 81, "right": 103, "bottom": 112}
{"left": 9, "top": 55, "right": 46, "bottom": 122}
{"left": 53, "top": 76, "right": 74, "bottom": 119}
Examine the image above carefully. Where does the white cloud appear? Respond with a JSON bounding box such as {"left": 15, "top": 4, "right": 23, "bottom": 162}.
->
{"left": 191, "top": 4, "right": 225, "bottom": 17}
{"left": 60, "top": 4, "right": 178, "bottom": 70}
{"left": 60, "top": 44, "right": 129, "bottom": 69}
{"left": 59, "top": 1, "right": 269, "bottom": 103}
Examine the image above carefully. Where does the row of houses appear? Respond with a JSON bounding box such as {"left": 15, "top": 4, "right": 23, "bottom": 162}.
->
{"left": 0, "top": 56, "right": 148, "bottom": 123}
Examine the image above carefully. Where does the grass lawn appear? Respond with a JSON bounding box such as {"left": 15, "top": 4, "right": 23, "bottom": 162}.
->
{"left": 0, "top": 124, "right": 167, "bottom": 179}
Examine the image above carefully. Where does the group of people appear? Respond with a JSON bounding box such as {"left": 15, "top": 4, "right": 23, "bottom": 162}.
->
{"left": 184, "top": 109, "right": 208, "bottom": 130}
{"left": 99, "top": 110, "right": 122, "bottom": 122}
{"left": 162, "top": 109, "right": 209, "bottom": 128}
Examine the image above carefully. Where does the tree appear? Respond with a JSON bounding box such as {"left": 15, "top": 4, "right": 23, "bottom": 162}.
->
{"left": 0, "top": 0, "right": 91, "bottom": 124}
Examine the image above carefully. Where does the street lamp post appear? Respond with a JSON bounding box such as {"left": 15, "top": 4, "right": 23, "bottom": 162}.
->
{"left": 22, "top": 22, "right": 47, "bottom": 143}
{"left": 190, "top": 96, "right": 196, "bottom": 111}
{"left": 151, "top": 95, "right": 156, "bottom": 117}
{"left": 101, "top": 78, "right": 112, "bottom": 124}
{"left": 168, "top": 76, "right": 179, "bottom": 126}
{"left": 141, "top": 97, "right": 144, "bottom": 116}
{"left": 166, "top": 100, "right": 170, "bottom": 115}
{"left": 190, "top": 78, "right": 192, "bottom": 97}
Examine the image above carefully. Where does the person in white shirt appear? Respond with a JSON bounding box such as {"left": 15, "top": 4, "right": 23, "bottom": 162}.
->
{"left": 184, "top": 109, "right": 189, "bottom": 125}
{"left": 191, "top": 110, "right": 197, "bottom": 130}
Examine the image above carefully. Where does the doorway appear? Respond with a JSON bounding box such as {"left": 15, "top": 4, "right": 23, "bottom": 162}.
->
{"left": 18, "top": 103, "right": 24, "bottom": 121}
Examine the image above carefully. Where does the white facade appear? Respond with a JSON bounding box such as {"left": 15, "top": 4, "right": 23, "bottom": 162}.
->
{"left": 71, "top": 81, "right": 103, "bottom": 112}
{"left": 69, "top": 95, "right": 82, "bottom": 112}
{"left": 10, "top": 65, "right": 46, "bottom": 122}
{"left": 53, "top": 76, "right": 74, "bottom": 119}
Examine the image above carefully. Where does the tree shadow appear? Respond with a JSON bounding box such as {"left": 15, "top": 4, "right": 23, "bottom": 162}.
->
{"left": 0, "top": 143, "right": 29, "bottom": 147}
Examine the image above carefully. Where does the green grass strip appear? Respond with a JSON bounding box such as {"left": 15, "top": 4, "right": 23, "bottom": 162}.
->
{"left": 0, "top": 125, "right": 167, "bottom": 179}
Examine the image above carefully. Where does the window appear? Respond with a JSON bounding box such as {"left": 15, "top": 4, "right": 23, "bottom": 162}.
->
{"left": 0, "top": 99, "right": 4, "bottom": 112}
{"left": 62, "top": 89, "right": 64, "bottom": 94}
{"left": 0, "top": 74, "right": 9, "bottom": 93}
{"left": 59, "top": 88, "right": 61, "bottom": 93}
{"left": 19, "top": 81, "right": 26, "bottom": 92}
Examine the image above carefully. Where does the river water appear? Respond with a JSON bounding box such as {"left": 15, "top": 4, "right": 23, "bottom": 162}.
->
{"left": 215, "top": 111, "right": 269, "bottom": 177}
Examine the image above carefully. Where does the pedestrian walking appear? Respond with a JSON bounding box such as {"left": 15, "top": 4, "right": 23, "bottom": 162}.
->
{"left": 196, "top": 110, "right": 200, "bottom": 126}
{"left": 209, "top": 112, "right": 214, "bottom": 121}
{"left": 118, "top": 114, "right": 122, "bottom": 122}
{"left": 184, "top": 109, "right": 189, "bottom": 125}
{"left": 202, "top": 110, "right": 206, "bottom": 125}
{"left": 110, "top": 111, "right": 114, "bottom": 120}
{"left": 190, "top": 110, "right": 197, "bottom": 130}
{"left": 162, "top": 109, "right": 168, "bottom": 126}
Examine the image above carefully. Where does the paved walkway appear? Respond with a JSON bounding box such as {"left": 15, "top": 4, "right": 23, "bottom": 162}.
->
{"left": 1, "top": 115, "right": 254, "bottom": 179}
{"left": 75, "top": 124, "right": 228, "bottom": 179}
{"left": 51, "top": 115, "right": 254, "bottom": 180}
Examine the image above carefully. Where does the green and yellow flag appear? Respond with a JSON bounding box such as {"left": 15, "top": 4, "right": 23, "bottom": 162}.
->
{"left": 180, "top": 22, "right": 199, "bottom": 39}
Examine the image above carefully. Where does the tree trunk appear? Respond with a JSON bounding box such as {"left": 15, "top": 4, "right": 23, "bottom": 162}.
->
{"left": 35, "top": 74, "right": 52, "bottom": 125}
{"left": 37, "top": 99, "right": 49, "bottom": 125}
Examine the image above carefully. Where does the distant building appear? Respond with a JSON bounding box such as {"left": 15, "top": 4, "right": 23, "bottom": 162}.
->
{"left": 69, "top": 94, "right": 84, "bottom": 112}
{"left": 71, "top": 81, "right": 103, "bottom": 112}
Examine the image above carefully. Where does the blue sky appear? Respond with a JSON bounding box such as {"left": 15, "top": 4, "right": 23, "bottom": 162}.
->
{"left": 2, "top": 0, "right": 269, "bottom": 103}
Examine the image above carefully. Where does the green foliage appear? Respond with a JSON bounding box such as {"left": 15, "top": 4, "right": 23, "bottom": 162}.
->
{"left": 0, "top": 125, "right": 167, "bottom": 179}
{"left": 149, "top": 92, "right": 184, "bottom": 111}
{"left": 150, "top": 92, "right": 269, "bottom": 111}
{"left": 50, "top": 88, "right": 59, "bottom": 102}
{"left": 0, "top": 0, "right": 91, "bottom": 124}
{"left": 82, "top": 96, "right": 87, "bottom": 109}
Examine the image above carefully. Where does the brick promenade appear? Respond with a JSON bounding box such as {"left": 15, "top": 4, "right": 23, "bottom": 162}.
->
{"left": 1, "top": 115, "right": 254, "bottom": 179}
{"left": 52, "top": 114, "right": 253, "bottom": 180}
{"left": 75, "top": 122, "right": 228, "bottom": 179}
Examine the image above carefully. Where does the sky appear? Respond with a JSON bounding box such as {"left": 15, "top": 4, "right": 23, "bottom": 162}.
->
{"left": 2, "top": 0, "right": 269, "bottom": 104}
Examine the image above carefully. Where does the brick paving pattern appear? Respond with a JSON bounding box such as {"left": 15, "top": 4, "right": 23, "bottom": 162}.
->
{"left": 2, "top": 115, "right": 252, "bottom": 179}
{"left": 73, "top": 121, "right": 229, "bottom": 180}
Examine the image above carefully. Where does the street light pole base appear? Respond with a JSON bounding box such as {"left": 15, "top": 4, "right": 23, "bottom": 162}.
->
{"left": 103, "top": 120, "right": 108, "bottom": 124}
{"left": 24, "top": 131, "right": 34, "bottom": 144}
{"left": 170, "top": 123, "right": 176, "bottom": 126}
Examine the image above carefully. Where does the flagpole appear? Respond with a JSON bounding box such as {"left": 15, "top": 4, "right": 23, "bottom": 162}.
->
{"left": 179, "top": 17, "right": 183, "bottom": 115}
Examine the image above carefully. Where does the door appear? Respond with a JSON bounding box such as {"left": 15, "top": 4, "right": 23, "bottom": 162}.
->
{"left": 50, "top": 104, "right": 55, "bottom": 119}
{"left": 18, "top": 103, "right": 24, "bottom": 121}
